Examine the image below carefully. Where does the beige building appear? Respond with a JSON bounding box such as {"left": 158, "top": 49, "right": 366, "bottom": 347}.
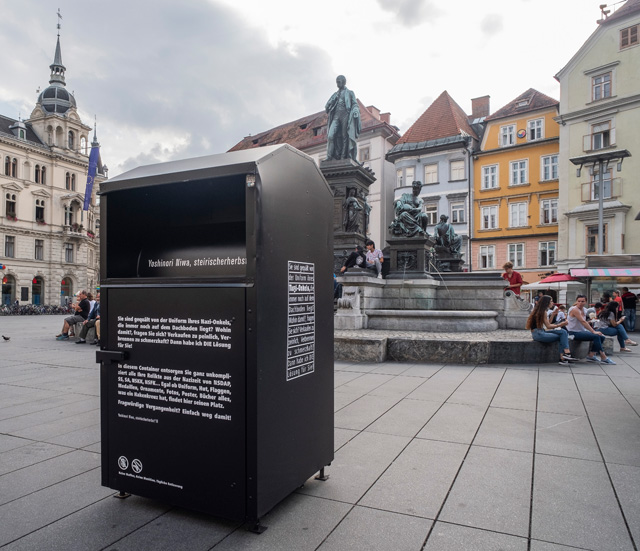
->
{"left": 555, "top": 0, "right": 640, "bottom": 274}
{"left": 0, "top": 33, "right": 104, "bottom": 305}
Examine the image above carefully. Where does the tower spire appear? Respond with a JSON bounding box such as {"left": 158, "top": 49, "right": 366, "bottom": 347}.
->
{"left": 92, "top": 116, "right": 99, "bottom": 146}
{"left": 49, "top": 9, "right": 66, "bottom": 86}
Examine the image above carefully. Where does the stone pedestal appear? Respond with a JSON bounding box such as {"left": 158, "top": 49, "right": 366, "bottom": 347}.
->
{"left": 432, "top": 245, "right": 464, "bottom": 273}
{"left": 320, "top": 158, "right": 376, "bottom": 272}
{"left": 386, "top": 235, "right": 436, "bottom": 279}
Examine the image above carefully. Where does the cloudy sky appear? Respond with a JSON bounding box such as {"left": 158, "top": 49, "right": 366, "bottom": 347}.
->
{"left": 0, "top": 0, "right": 611, "bottom": 176}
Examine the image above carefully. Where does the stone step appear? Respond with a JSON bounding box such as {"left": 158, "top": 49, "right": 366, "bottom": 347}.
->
{"left": 334, "top": 330, "right": 615, "bottom": 364}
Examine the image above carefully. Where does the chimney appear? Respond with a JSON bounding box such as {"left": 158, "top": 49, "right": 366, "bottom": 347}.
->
{"left": 471, "top": 96, "right": 490, "bottom": 120}
{"left": 380, "top": 112, "right": 391, "bottom": 125}
{"left": 366, "top": 105, "right": 381, "bottom": 121}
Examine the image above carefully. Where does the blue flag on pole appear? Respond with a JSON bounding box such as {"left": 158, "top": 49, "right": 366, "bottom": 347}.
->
{"left": 83, "top": 144, "right": 99, "bottom": 211}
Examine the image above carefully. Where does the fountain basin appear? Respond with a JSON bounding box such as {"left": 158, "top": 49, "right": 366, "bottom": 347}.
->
{"left": 366, "top": 309, "right": 499, "bottom": 332}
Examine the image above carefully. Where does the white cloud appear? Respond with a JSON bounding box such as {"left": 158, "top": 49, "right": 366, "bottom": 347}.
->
{"left": 0, "top": 0, "right": 602, "bottom": 177}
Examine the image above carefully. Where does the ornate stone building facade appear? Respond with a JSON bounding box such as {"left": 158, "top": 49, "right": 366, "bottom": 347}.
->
{"left": 0, "top": 33, "right": 104, "bottom": 305}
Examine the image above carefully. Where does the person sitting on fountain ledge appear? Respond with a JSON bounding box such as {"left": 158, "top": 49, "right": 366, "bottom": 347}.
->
{"left": 340, "top": 245, "right": 366, "bottom": 274}
{"left": 365, "top": 239, "right": 384, "bottom": 279}
{"left": 502, "top": 261, "right": 523, "bottom": 296}
{"left": 526, "top": 294, "right": 579, "bottom": 366}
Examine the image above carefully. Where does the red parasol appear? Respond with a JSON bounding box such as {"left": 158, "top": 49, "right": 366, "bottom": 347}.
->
{"left": 538, "top": 273, "right": 582, "bottom": 284}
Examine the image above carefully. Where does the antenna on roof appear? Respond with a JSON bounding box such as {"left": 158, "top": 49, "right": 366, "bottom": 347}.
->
{"left": 597, "top": 4, "right": 610, "bottom": 23}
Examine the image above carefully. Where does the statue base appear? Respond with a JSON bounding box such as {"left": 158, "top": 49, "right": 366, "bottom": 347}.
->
{"left": 432, "top": 245, "right": 465, "bottom": 273}
{"left": 385, "top": 235, "right": 436, "bottom": 279}
{"left": 320, "top": 158, "right": 376, "bottom": 273}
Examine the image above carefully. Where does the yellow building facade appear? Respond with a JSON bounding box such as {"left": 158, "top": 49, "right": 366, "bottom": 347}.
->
{"left": 472, "top": 90, "right": 559, "bottom": 285}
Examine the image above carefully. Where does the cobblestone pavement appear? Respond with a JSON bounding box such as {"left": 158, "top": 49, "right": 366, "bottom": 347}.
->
{"left": 1, "top": 315, "right": 639, "bottom": 550}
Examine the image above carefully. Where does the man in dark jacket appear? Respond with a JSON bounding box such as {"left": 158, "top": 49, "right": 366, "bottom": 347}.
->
{"left": 76, "top": 292, "right": 100, "bottom": 344}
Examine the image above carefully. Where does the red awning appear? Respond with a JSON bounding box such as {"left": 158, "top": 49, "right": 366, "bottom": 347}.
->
{"left": 570, "top": 268, "right": 640, "bottom": 277}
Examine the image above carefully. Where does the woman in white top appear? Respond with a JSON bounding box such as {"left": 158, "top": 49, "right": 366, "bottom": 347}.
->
{"left": 567, "top": 295, "right": 615, "bottom": 364}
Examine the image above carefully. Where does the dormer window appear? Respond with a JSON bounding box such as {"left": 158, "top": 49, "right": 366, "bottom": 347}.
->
{"left": 528, "top": 118, "right": 544, "bottom": 141}
{"left": 500, "top": 125, "right": 515, "bottom": 147}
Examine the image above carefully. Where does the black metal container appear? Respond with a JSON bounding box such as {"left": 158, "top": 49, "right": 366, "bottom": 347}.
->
{"left": 98, "top": 145, "right": 334, "bottom": 522}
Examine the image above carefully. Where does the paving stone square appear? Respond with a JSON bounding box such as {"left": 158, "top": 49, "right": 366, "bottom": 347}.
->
{"left": 0, "top": 315, "right": 638, "bottom": 550}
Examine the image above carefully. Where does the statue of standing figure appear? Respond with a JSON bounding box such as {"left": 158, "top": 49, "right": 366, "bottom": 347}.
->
{"left": 389, "top": 181, "right": 430, "bottom": 238}
{"left": 325, "top": 75, "right": 361, "bottom": 161}
{"left": 433, "top": 214, "right": 462, "bottom": 254}
{"left": 343, "top": 188, "right": 363, "bottom": 232}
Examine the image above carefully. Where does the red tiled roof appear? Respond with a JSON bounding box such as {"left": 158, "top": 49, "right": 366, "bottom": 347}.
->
{"left": 228, "top": 100, "right": 397, "bottom": 152}
{"left": 396, "top": 91, "right": 477, "bottom": 145}
{"left": 485, "top": 88, "right": 558, "bottom": 121}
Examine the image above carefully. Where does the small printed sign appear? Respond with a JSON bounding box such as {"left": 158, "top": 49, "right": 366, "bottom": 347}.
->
{"left": 286, "top": 261, "right": 315, "bottom": 381}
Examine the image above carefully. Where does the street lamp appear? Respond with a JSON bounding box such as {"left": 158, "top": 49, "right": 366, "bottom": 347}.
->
{"left": 570, "top": 149, "right": 631, "bottom": 255}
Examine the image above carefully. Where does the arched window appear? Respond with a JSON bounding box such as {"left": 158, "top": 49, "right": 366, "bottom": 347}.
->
{"left": 4, "top": 156, "right": 9, "bottom": 175}
{"left": 41, "top": 166, "right": 47, "bottom": 185}
{"left": 35, "top": 199, "right": 45, "bottom": 223}
{"left": 71, "top": 174, "right": 76, "bottom": 191}
{"left": 35, "top": 165, "right": 41, "bottom": 184}
{"left": 6, "top": 193, "right": 16, "bottom": 219}
{"left": 2, "top": 272, "right": 15, "bottom": 304}
{"left": 80, "top": 136, "right": 87, "bottom": 154}
{"left": 66, "top": 172, "right": 71, "bottom": 190}
{"left": 10, "top": 158, "right": 17, "bottom": 177}
{"left": 32, "top": 275, "right": 44, "bottom": 304}
{"left": 55, "top": 126, "right": 63, "bottom": 147}
{"left": 60, "top": 277, "right": 72, "bottom": 306}
{"left": 68, "top": 131, "right": 75, "bottom": 149}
